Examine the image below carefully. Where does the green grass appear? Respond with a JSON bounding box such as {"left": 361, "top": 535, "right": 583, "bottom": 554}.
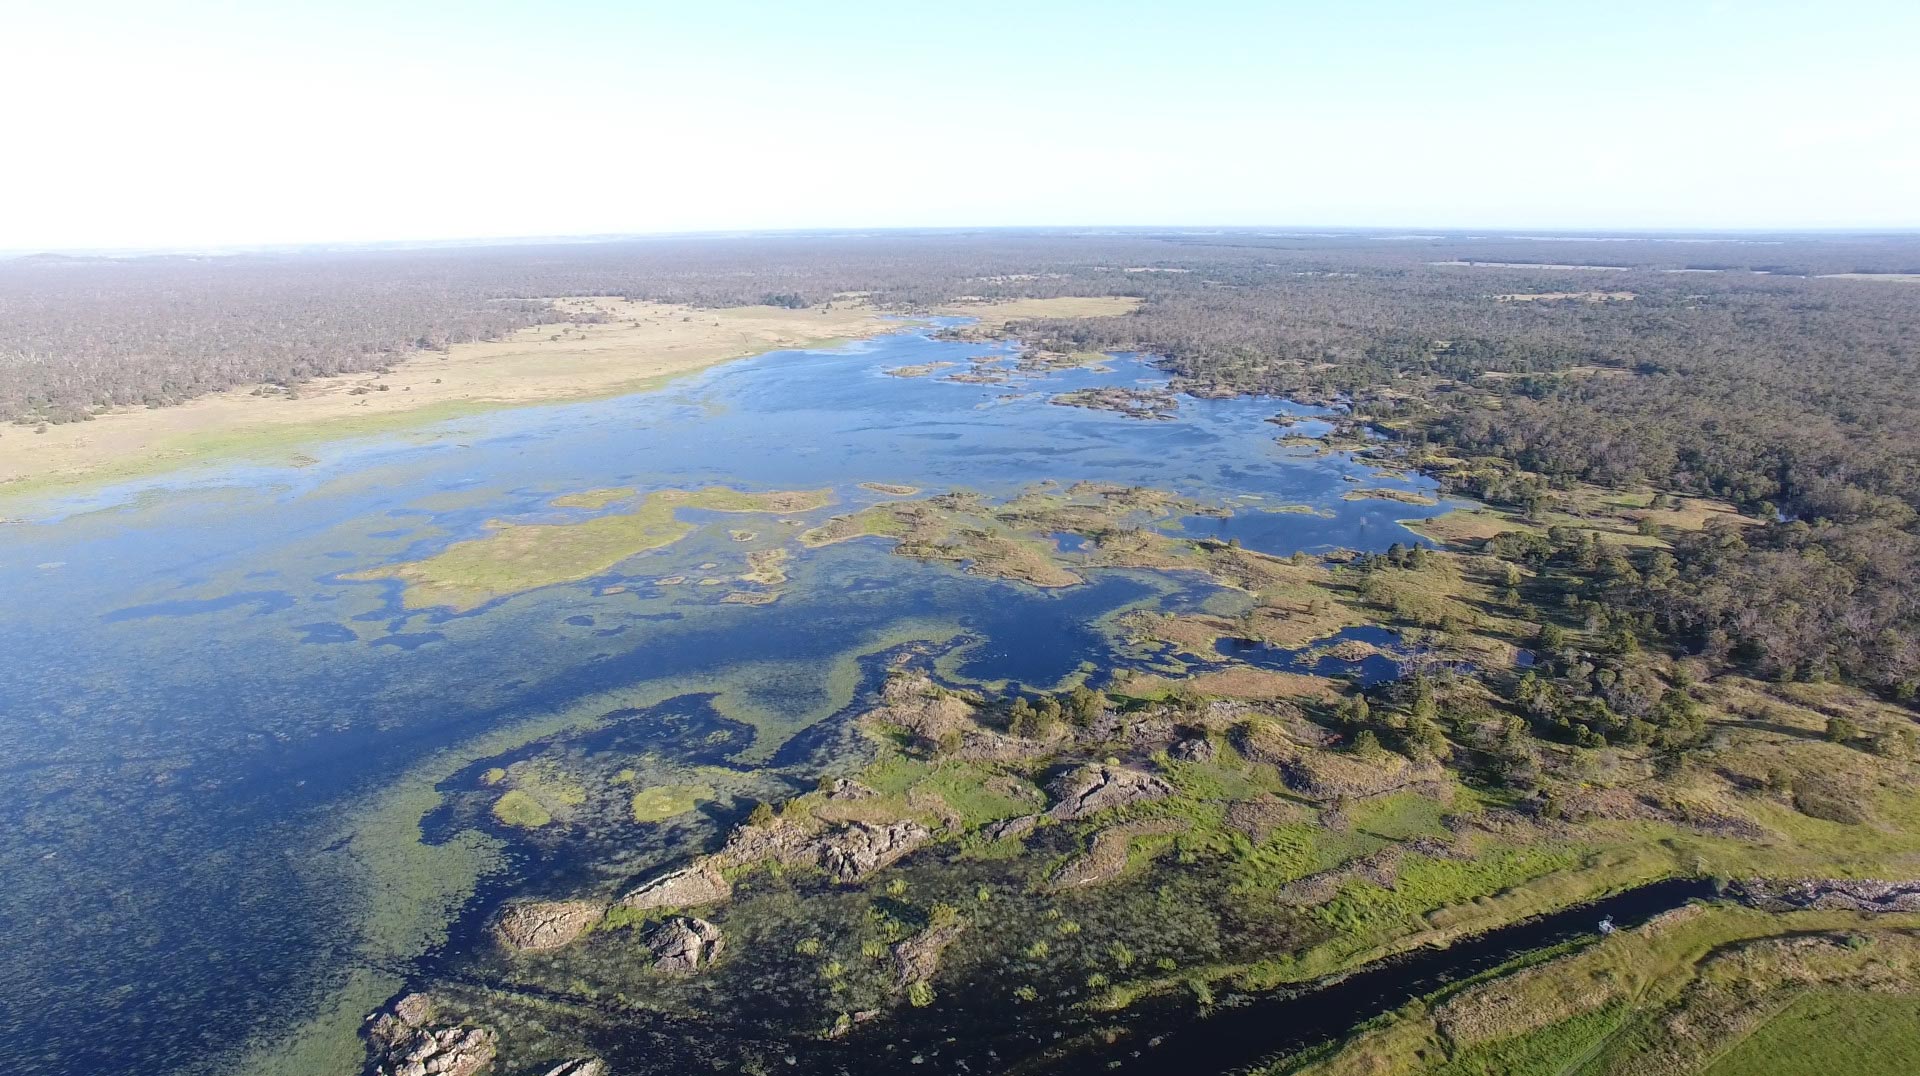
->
{"left": 1430, "top": 1001, "right": 1629, "bottom": 1076}
{"left": 918, "top": 764, "right": 1043, "bottom": 827}
{"left": 1701, "top": 990, "right": 1920, "bottom": 1076}
{"left": 1349, "top": 791, "right": 1452, "bottom": 839}
{"left": 1313, "top": 845, "right": 1585, "bottom": 938}
{"left": 1231, "top": 823, "right": 1382, "bottom": 895}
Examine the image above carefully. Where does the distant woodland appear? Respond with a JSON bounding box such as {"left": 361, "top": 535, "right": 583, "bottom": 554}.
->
{"left": 6, "top": 229, "right": 1920, "bottom": 702}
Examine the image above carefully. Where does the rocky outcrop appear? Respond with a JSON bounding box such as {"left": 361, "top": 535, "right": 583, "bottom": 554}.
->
{"left": 1224, "top": 793, "right": 1307, "bottom": 840}
{"left": 1732, "top": 878, "right": 1920, "bottom": 913}
{"left": 815, "top": 820, "right": 932, "bottom": 882}
{"left": 539, "top": 1059, "right": 606, "bottom": 1076}
{"left": 1050, "top": 818, "right": 1188, "bottom": 889}
{"left": 392, "top": 992, "right": 436, "bottom": 1028}
{"left": 1045, "top": 764, "right": 1174, "bottom": 821}
{"left": 492, "top": 899, "right": 606, "bottom": 952}
{"left": 366, "top": 993, "right": 497, "bottom": 1076}
{"left": 710, "top": 818, "right": 816, "bottom": 869}
{"left": 647, "top": 916, "right": 724, "bottom": 972}
{"left": 620, "top": 861, "right": 731, "bottom": 911}
{"left": 824, "top": 777, "right": 878, "bottom": 800}
{"left": 1270, "top": 837, "right": 1462, "bottom": 906}
{"left": 979, "top": 814, "right": 1039, "bottom": 843}
{"left": 707, "top": 815, "right": 932, "bottom": 885}
{"left": 891, "top": 920, "right": 966, "bottom": 987}
{"left": 1169, "top": 735, "right": 1216, "bottom": 763}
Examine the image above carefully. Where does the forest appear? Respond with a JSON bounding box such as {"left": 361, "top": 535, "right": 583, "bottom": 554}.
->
{"left": 5, "top": 229, "right": 1920, "bottom": 706}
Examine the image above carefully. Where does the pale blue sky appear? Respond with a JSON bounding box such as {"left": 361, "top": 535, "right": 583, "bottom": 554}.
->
{"left": 4, "top": 1, "right": 1916, "bottom": 249}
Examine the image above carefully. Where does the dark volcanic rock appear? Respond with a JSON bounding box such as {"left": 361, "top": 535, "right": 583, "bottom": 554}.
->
{"left": 619, "top": 860, "right": 731, "bottom": 911}
{"left": 1045, "top": 764, "right": 1174, "bottom": 821}
{"left": 814, "top": 820, "right": 932, "bottom": 882}
{"left": 492, "top": 899, "right": 605, "bottom": 952}
{"left": 647, "top": 916, "right": 724, "bottom": 972}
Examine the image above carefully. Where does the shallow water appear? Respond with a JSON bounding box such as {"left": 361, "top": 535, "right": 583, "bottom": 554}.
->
{"left": 0, "top": 322, "right": 1457, "bottom": 1076}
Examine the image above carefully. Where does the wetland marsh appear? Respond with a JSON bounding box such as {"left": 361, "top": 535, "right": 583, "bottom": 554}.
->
{"left": 0, "top": 318, "right": 1456, "bottom": 1075}
{"left": 12, "top": 308, "right": 1915, "bottom": 1076}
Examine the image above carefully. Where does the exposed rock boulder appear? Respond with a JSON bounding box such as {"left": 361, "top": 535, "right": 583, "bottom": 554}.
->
{"left": 392, "top": 991, "right": 436, "bottom": 1028}
{"left": 1169, "top": 735, "right": 1216, "bottom": 763}
{"left": 620, "top": 861, "right": 731, "bottom": 911}
{"left": 891, "top": 920, "right": 966, "bottom": 988}
{"left": 864, "top": 673, "right": 983, "bottom": 748}
{"left": 824, "top": 777, "right": 878, "bottom": 800}
{"left": 365, "top": 994, "right": 497, "bottom": 1076}
{"left": 492, "top": 899, "right": 606, "bottom": 952}
{"left": 539, "top": 1060, "right": 607, "bottom": 1076}
{"left": 710, "top": 817, "right": 816, "bottom": 869}
{"left": 1050, "top": 818, "right": 1188, "bottom": 889}
{"left": 814, "top": 820, "right": 932, "bottom": 882}
{"left": 647, "top": 916, "right": 725, "bottom": 973}
{"left": 1732, "top": 878, "right": 1920, "bottom": 913}
{"left": 979, "top": 814, "right": 1039, "bottom": 843}
{"left": 1045, "top": 764, "right": 1174, "bottom": 821}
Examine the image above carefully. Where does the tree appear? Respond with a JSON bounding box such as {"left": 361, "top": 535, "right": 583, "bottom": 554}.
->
{"left": 1825, "top": 715, "right": 1861, "bottom": 744}
{"left": 1067, "top": 685, "right": 1104, "bottom": 726}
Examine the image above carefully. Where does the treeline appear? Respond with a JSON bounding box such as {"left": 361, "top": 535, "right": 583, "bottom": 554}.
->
{"left": 6, "top": 229, "right": 1920, "bottom": 699}
{"left": 10, "top": 229, "right": 1919, "bottom": 426}
{"left": 1014, "top": 244, "right": 1920, "bottom": 701}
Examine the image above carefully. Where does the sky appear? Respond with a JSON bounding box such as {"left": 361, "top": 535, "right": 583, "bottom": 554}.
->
{"left": 3, "top": 0, "right": 1917, "bottom": 250}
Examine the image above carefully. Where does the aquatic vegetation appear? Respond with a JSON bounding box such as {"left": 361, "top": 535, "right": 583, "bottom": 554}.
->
{"left": 491, "top": 789, "right": 554, "bottom": 828}
{"left": 1340, "top": 487, "right": 1440, "bottom": 506}
{"left": 550, "top": 488, "right": 635, "bottom": 509}
{"left": 346, "top": 486, "right": 833, "bottom": 610}
{"left": 630, "top": 784, "right": 712, "bottom": 823}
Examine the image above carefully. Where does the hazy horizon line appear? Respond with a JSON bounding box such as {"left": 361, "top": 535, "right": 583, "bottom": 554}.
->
{"left": 10, "top": 222, "right": 1920, "bottom": 262}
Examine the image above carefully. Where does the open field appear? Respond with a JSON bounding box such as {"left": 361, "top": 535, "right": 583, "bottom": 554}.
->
{"left": 932, "top": 294, "right": 1142, "bottom": 327}
{"left": 0, "top": 299, "right": 901, "bottom": 498}
{"left": 1276, "top": 906, "right": 1920, "bottom": 1076}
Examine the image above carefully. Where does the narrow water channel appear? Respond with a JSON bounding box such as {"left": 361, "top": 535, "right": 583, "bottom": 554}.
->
{"left": 1045, "top": 877, "right": 1716, "bottom": 1075}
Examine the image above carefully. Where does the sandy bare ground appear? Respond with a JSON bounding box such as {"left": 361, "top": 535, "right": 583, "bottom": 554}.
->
{"left": 932, "top": 295, "right": 1141, "bottom": 328}
{"left": 0, "top": 299, "right": 903, "bottom": 496}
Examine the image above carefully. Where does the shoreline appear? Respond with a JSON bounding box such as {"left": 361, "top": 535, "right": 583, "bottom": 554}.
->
{"left": 0, "top": 295, "right": 1141, "bottom": 507}
{"left": 0, "top": 298, "right": 909, "bottom": 505}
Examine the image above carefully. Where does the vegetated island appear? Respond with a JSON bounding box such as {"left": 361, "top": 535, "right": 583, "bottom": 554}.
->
{"left": 345, "top": 487, "right": 831, "bottom": 611}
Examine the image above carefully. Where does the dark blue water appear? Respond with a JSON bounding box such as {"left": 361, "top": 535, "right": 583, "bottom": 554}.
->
{"left": 0, "top": 322, "right": 1458, "bottom": 1076}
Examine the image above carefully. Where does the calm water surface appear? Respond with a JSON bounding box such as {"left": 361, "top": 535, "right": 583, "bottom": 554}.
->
{"left": 0, "top": 323, "right": 1458, "bottom": 1075}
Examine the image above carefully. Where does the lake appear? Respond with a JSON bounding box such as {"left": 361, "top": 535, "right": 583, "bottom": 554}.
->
{"left": 0, "top": 321, "right": 1461, "bottom": 1076}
